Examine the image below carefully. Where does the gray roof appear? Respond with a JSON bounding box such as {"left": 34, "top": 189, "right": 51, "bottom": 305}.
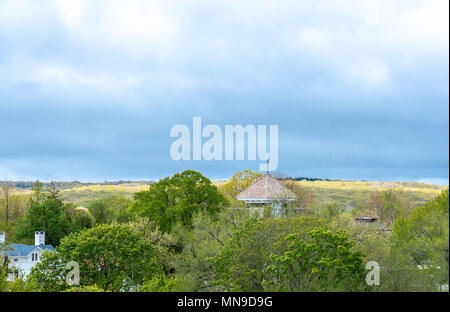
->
{"left": 237, "top": 174, "right": 297, "bottom": 202}
{"left": 3, "top": 244, "right": 55, "bottom": 256}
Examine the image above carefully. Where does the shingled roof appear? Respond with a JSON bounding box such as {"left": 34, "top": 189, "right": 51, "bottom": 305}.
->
{"left": 236, "top": 174, "right": 297, "bottom": 203}
{"left": 3, "top": 244, "right": 55, "bottom": 257}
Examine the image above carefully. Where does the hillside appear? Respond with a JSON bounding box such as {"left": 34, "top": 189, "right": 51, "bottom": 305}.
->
{"left": 3, "top": 179, "right": 446, "bottom": 208}
{"left": 291, "top": 180, "right": 447, "bottom": 209}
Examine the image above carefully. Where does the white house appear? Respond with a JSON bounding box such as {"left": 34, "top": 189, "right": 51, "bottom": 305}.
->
{"left": 0, "top": 231, "right": 55, "bottom": 280}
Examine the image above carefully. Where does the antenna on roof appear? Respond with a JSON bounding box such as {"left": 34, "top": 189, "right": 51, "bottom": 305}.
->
{"left": 266, "top": 158, "right": 270, "bottom": 175}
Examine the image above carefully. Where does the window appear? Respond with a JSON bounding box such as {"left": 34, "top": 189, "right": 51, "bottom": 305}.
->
{"left": 13, "top": 258, "right": 18, "bottom": 262}
{"left": 31, "top": 253, "right": 38, "bottom": 261}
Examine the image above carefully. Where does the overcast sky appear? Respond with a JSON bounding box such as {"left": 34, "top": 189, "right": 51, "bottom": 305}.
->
{"left": 0, "top": 0, "right": 448, "bottom": 184}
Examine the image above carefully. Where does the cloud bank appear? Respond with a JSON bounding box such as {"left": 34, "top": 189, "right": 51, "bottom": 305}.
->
{"left": 0, "top": 0, "right": 448, "bottom": 184}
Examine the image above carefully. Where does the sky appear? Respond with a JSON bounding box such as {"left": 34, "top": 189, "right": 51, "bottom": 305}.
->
{"left": 0, "top": 0, "right": 448, "bottom": 184}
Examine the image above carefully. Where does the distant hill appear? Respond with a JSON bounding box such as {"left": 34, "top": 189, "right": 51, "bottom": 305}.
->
{"left": 290, "top": 179, "right": 448, "bottom": 209}
{"left": 283, "top": 177, "right": 334, "bottom": 182}
{"left": 0, "top": 180, "right": 154, "bottom": 204}
{"left": 1, "top": 178, "right": 447, "bottom": 209}
{"left": 0, "top": 180, "right": 153, "bottom": 190}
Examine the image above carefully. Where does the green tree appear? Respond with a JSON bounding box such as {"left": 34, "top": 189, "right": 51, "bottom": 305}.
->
{"left": 210, "top": 217, "right": 323, "bottom": 291}
{"left": 70, "top": 208, "right": 94, "bottom": 231}
{"left": 27, "top": 250, "right": 69, "bottom": 292}
{"left": 283, "top": 181, "right": 316, "bottom": 210}
{"left": 0, "top": 242, "right": 10, "bottom": 291}
{"left": 55, "top": 224, "right": 163, "bottom": 291}
{"left": 107, "top": 196, "right": 133, "bottom": 223}
{"left": 391, "top": 190, "right": 449, "bottom": 289}
{"left": 88, "top": 199, "right": 114, "bottom": 225}
{"left": 265, "top": 227, "right": 366, "bottom": 291}
{"left": 141, "top": 275, "right": 183, "bottom": 292}
{"left": 132, "top": 170, "right": 229, "bottom": 233}
{"left": 63, "top": 284, "right": 109, "bottom": 292}
{"left": 1, "top": 181, "right": 12, "bottom": 222}
{"left": 223, "top": 169, "right": 263, "bottom": 197}
{"left": 16, "top": 183, "right": 71, "bottom": 246}
{"left": 359, "top": 189, "right": 413, "bottom": 226}
{"left": 171, "top": 208, "right": 252, "bottom": 291}
{"left": 30, "top": 180, "right": 44, "bottom": 203}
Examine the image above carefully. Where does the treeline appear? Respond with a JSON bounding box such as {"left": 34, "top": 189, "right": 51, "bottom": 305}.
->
{"left": 0, "top": 170, "right": 448, "bottom": 292}
{"left": 285, "top": 177, "right": 334, "bottom": 182}
{"left": 0, "top": 180, "right": 153, "bottom": 190}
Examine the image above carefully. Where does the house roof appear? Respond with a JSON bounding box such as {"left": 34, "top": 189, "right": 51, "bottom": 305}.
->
{"left": 236, "top": 174, "right": 297, "bottom": 202}
{"left": 3, "top": 244, "right": 55, "bottom": 257}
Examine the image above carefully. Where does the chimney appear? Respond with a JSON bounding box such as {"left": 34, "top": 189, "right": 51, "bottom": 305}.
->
{"left": 0, "top": 232, "right": 5, "bottom": 244}
{"left": 35, "top": 231, "right": 45, "bottom": 246}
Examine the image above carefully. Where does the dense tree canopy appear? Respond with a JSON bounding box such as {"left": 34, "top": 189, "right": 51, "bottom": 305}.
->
{"left": 16, "top": 183, "right": 71, "bottom": 246}
{"left": 132, "top": 170, "right": 229, "bottom": 233}
{"left": 265, "top": 227, "right": 366, "bottom": 291}
{"left": 0, "top": 171, "right": 448, "bottom": 293}
{"left": 210, "top": 217, "right": 323, "bottom": 291}
{"left": 29, "top": 223, "right": 166, "bottom": 291}
{"left": 391, "top": 190, "right": 449, "bottom": 284}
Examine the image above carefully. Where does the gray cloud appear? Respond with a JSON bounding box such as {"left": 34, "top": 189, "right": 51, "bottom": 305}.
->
{"left": 0, "top": 0, "right": 448, "bottom": 184}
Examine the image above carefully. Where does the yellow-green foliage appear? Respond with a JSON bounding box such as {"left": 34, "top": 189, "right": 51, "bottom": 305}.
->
{"left": 9, "top": 179, "right": 446, "bottom": 211}
{"left": 60, "top": 183, "right": 149, "bottom": 204}
{"left": 63, "top": 284, "right": 110, "bottom": 292}
{"left": 140, "top": 276, "right": 183, "bottom": 292}
{"left": 292, "top": 180, "right": 447, "bottom": 209}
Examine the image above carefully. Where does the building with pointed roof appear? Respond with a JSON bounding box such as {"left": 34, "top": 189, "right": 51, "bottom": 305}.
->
{"left": 236, "top": 174, "right": 297, "bottom": 216}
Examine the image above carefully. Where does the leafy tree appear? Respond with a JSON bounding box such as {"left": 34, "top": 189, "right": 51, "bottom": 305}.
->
{"left": 27, "top": 250, "right": 69, "bottom": 292}
{"left": 87, "top": 196, "right": 133, "bottom": 225}
{"left": 222, "top": 169, "right": 262, "bottom": 197}
{"left": 30, "top": 180, "right": 44, "bottom": 203}
{"left": 1, "top": 181, "right": 12, "bottom": 222}
{"left": 107, "top": 196, "right": 133, "bottom": 223}
{"left": 28, "top": 222, "right": 175, "bottom": 292}
{"left": 359, "top": 189, "right": 413, "bottom": 226}
{"left": 16, "top": 183, "right": 71, "bottom": 246}
{"left": 88, "top": 200, "right": 114, "bottom": 225}
{"left": 0, "top": 264, "right": 7, "bottom": 291}
{"left": 283, "top": 181, "right": 316, "bottom": 210}
{"left": 141, "top": 275, "right": 183, "bottom": 292}
{"left": 171, "top": 208, "right": 252, "bottom": 291}
{"left": 70, "top": 208, "right": 94, "bottom": 231}
{"left": 391, "top": 190, "right": 449, "bottom": 288}
{"left": 127, "top": 217, "right": 181, "bottom": 275}
{"left": 63, "top": 284, "right": 109, "bottom": 292}
{"left": 55, "top": 224, "right": 163, "bottom": 291}
{"left": 210, "top": 217, "right": 323, "bottom": 291}
{"left": 316, "top": 200, "right": 345, "bottom": 222}
{"left": 265, "top": 227, "right": 366, "bottom": 291}
{"left": 0, "top": 243, "right": 10, "bottom": 291}
{"left": 132, "top": 170, "right": 229, "bottom": 233}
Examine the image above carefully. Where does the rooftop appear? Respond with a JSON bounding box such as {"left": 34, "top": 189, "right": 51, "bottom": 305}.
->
{"left": 237, "top": 174, "right": 297, "bottom": 203}
{"left": 2, "top": 244, "right": 55, "bottom": 257}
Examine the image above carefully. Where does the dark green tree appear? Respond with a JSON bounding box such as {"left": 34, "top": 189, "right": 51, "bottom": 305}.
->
{"left": 132, "top": 170, "right": 229, "bottom": 233}
{"left": 391, "top": 190, "right": 449, "bottom": 289}
{"left": 29, "top": 224, "right": 165, "bottom": 291}
{"left": 210, "top": 217, "right": 323, "bottom": 291}
{"left": 88, "top": 199, "right": 114, "bottom": 225}
{"left": 265, "top": 227, "right": 366, "bottom": 291}
{"left": 16, "top": 182, "right": 71, "bottom": 246}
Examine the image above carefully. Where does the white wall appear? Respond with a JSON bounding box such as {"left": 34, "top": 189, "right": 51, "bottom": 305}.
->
{"left": 7, "top": 247, "right": 46, "bottom": 281}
